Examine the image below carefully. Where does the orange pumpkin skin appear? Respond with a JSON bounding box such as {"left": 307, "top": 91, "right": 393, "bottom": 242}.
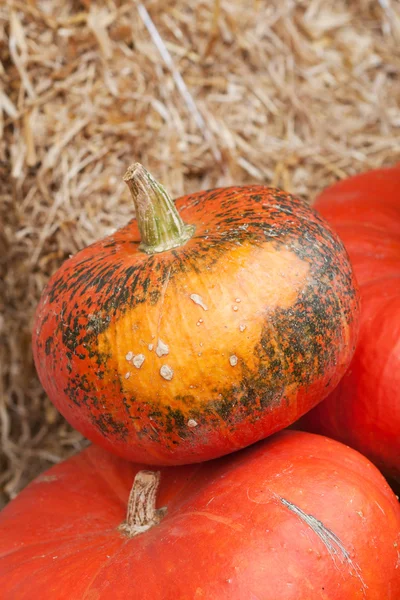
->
{"left": 33, "top": 182, "right": 359, "bottom": 465}
{"left": 0, "top": 431, "right": 399, "bottom": 600}
{"left": 300, "top": 166, "right": 400, "bottom": 481}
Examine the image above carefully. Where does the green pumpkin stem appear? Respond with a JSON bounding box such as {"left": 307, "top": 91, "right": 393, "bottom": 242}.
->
{"left": 118, "top": 470, "right": 167, "bottom": 538}
{"left": 124, "top": 163, "right": 195, "bottom": 254}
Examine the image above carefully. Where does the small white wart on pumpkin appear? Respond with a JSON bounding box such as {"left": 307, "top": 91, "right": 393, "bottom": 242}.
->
{"left": 230, "top": 355, "right": 238, "bottom": 367}
{"left": 156, "top": 339, "right": 169, "bottom": 357}
{"left": 125, "top": 372, "right": 131, "bottom": 379}
{"left": 36, "top": 474, "right": 59, "bottom": 483}
{"left": 148, "top": 343, "right": 153, "bottom": 351}
{"left": 190, "top": 293, "right": 208, "bottom": 311}
{"left": 133, "top": 354, "right": 145, "bottom": 369}
{"left": 239, "top": 324, "right": 246, "bottom": 332}
{"left": 126, "top": 351, "right": 134, "bottom": 361}
{"left": 187, "top": 419, "right": 198, "bottom": 428}
{"left": 160, "top": 365, "right": 174, "bottom": 380}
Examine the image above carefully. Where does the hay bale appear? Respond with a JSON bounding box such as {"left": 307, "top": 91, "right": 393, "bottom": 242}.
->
{"left": 1, "top": 0, "right": 400, "bottom": 501}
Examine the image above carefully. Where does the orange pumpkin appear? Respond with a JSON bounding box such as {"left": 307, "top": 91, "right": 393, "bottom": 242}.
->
{"left": 299, "top": 165, "right": 400, "bottom": 481}
{"left": 1, "top": 431, "right": 399, "bottom": 599}
{"left": 33, "top": 165, "right": 359, "bottom": 464}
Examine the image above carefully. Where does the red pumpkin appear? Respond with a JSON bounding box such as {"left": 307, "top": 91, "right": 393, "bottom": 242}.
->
{"left": 33, "top": 165, "right": 359, "bottom": 465}
{"left": 0, "top": 430, "right": 399, "bottom": 599}
{"left": 300, "top": 165, "right": 400, "bottom": 481}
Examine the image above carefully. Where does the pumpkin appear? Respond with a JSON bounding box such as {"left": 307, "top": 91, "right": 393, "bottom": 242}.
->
{"left": 300, "top": 166, "right": 400, "bottom": 481}
{"left": 0, "top": 431, "right": 399, "bottom": 599}
{"left": 33, "top": 164, "right": 359, "bottom": 465}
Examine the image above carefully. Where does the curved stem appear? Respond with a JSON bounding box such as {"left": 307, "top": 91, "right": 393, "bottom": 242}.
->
{"left": 124, "top": 163, "right": 195, "bottom": 254}
{"left": 119, "top": 470, "right": 166, "bottom": 538}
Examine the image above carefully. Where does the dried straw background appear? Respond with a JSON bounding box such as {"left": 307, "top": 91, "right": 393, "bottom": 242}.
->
{"left": 1, "top": 0, "right": 400, "bottom": 506}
